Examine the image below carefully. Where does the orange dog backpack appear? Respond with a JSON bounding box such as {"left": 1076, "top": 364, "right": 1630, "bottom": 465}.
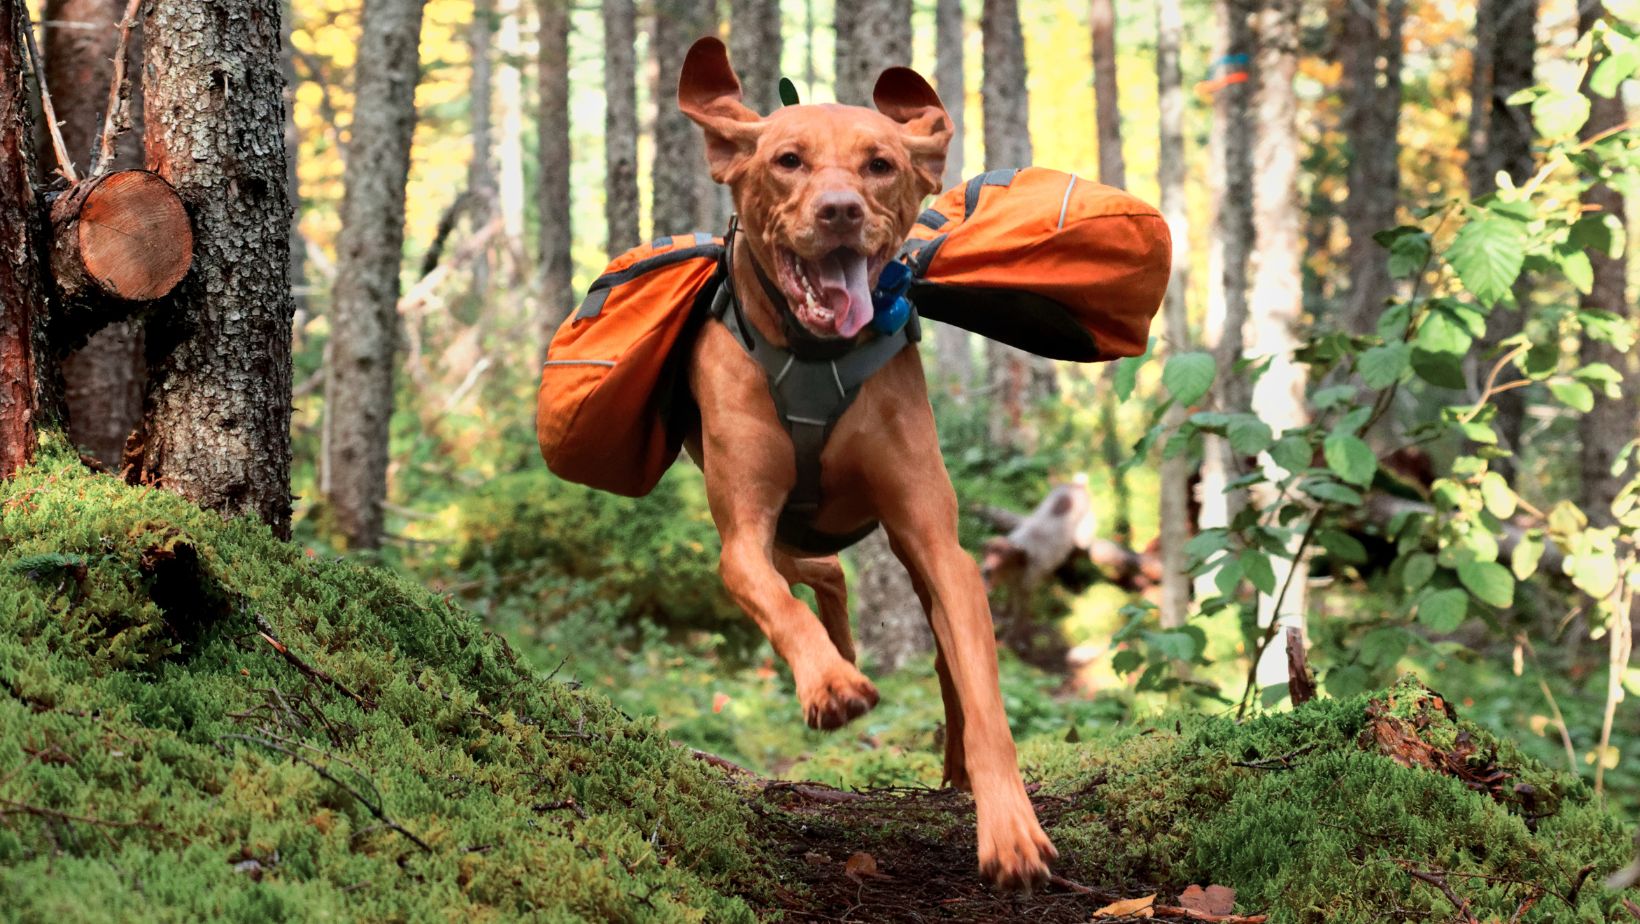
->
{"left": 902, "top": 166, "right": 1170, "bottom": 361}
{"left": 535, "top": 233, "right": 722, "bottom": 497}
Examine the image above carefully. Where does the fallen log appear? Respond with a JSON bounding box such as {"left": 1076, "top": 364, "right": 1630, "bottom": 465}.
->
{"left": 50, "top": 169, "right": 192, "bottom": 304}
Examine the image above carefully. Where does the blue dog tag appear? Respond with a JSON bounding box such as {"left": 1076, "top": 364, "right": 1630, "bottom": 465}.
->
{"left": 870, "top": 261, "right": 913, "bottom": 335}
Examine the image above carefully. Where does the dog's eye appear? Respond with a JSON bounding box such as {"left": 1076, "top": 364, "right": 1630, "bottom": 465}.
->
{"left": 867, "top": 157, "right": 895, "bottom": 176}
{"left": 775, "top": 152, "right": 803, "bottom": 170}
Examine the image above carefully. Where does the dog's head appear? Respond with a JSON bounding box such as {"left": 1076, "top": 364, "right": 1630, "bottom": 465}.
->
{"left": 679, "top": 37, "right": 951, "bottom": 339}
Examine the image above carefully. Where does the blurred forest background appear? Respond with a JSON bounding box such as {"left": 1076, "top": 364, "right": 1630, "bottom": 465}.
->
{"left": 25, "top": 0, "right": 1640, "bottom": 816}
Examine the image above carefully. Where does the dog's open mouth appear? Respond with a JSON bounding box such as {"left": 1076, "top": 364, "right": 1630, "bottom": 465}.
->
{"left": 775, "top": 246, "right": 884, "bottom": 338}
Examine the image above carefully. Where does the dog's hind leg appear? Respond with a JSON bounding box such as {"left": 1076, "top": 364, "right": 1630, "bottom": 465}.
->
{"left": 775, "top": 553, "right": 856, "bottom": 664}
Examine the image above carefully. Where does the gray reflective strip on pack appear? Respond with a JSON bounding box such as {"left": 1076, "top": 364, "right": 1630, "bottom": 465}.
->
{"left": 1056, "top": 174, "right": 1079, "bottom": 230}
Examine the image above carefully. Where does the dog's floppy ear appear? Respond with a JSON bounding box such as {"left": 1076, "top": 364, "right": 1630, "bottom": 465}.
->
{"left": 678, "top": 37, "right": 764, "bottom": 183}
{"left": 873, "top": 67, "right": 952, "bottom": 197}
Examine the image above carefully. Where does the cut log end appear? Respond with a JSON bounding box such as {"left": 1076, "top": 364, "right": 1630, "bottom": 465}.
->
{"left": 53, "top": 170, "right": 193, "bottom": 302}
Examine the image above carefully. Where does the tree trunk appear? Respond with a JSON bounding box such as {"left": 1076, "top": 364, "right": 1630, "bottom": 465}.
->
{"left": 731, "top": 0, "right": 783, "bottom": 115}
{"left": 1090, "top": 0, "right": 1123, "bottom": 190}
{"left": 537, "top": 0, "right": 574, "bottom": 346}
{"left": 981, "top": 0, "right": 1054, "bottom": 449}
{"left": 321, "top": 0, "right": 426, "bottom": 549}
{"left": 1156, "top": 0, "right": 1191, "bottom": 629}
{"left": 0, "top": 0, "right": 53, "bottom": 477}
{"left": 138, "top": 0, "right": 294, "bottom": 534}
{"left": 1197, "top": 0, "right": 1254, "bottom": 543}
{"left": 852, "top": 528, "right": 933, "bottom": 674}
{"left": 653, "top": 0, "right": 714, "bottom": 235}
{"left": 495, "top": 0, "right": 527, "bottom": 248}
{"left": 1339, "top": 0, "right": 1404, "bottom": 335}
{"left": 45, "top": 0, "right": 147, "bottom": 468}
{"left": 283, "top": 0, "right": 308, "bottom": 351}
{"left": 931, "top": 0, "right": 971, "bottom": 392}
{"left": 469, "top": 0, "right": 495, "bottom": 293}
{"left": 1467, "top": 0, "right": 1536, "bottom": 469}
{"left": 835, "top": 0, "right": 910, "bottom": 105}
{"left": 1579, "top": 2, "right": 1632, "bottom": 529}
{"left": 604, "top": 0, "right": 640, "bottom": 256}
{"left": 1246, "top": 0, "right": 1309, "bottom": 685}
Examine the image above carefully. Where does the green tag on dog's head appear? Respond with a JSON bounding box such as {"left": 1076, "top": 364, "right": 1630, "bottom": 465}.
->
{"left": 778, "top": 77, "right": 800, "bottom": 107}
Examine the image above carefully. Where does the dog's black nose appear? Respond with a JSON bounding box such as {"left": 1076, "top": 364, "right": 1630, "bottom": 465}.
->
{"left": 814, "top": 191, "right": 865, "bottom": 232}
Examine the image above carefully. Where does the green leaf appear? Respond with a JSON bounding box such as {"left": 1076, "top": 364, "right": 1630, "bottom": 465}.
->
{"left": 1512, "top": 531, "right": 1545, "bottom": 581}
{"left": 1113, "top": 337, "right": 1154, "bottom": 402}
{"left": 1402, "top": 552, "right": 1437, "bottom": 592}
{"left": 1387, "top": 231, "right": 1433, "bottom": 279}
{"left": 1571, "top": 553, "right": 1619, "bottom": 599}
{"left": 778, "top": 77, "right": 801, "bottom": 106}
{"left": 1302, "top": 479, "right": 1365, "bottom": 506}
{"left": 1213, "top": 555, "right": 1243, "bottom": 597}
{"left": 1323, "top": 433, "right": 1377, "bottom": 487}
{"left": 1591, "top": 45, "right": 1640, "bottom": 97}
{"left": 1418, "top": 588, "right": 1469, "bottom": 632}
{"left": 1270, "top": 435, "right": 1312, "bottom": 474}
{"left": 1411, "top": 348, "right": 1467, "bottom": 389}
{"left": 1446, "top": 214, "right": 1529, "bottom": 307}
{"left": 1360, "top": 627, "right": 1411, "bottom": 668}
{"left": 1559, "top": 248, "right": 1595, "bottom": 295}
{"left": 1111, "top": 649, "right": 1144, "bottom": 675}
{"left": 1359, "top": 343, "right": 1411, "bottom": 389}
{"left": 1183, "top": 529, "right": 1230, "bottom": 568}
{"left": 1228, "top": 415, "right": 1274, "bottom": 456}
{"left": 1531, "top": 89, "right": 1592, "bottom": 138}
{"left": 1162, "top": 351, "right": 1216, "bottom": 405}
{"left": 1241, "top": 550, "right": 1277, "bottom": 596}
{"left": 1458, "top": 560, "right": 1516, "bottom": 608}
{"left": 1416, "top": 310, "right": 1475, "bottom": 354}
{"left": 1144, "top": 628, "right": 1207, "bottom": 663}
{"left": 1317, "top": 529, "right": 1367, "bottom": 564}
{"left": 1548, "top": 380, "right": 1595, "bottom": 413}
{"left": 1479, "top": 471, "right": 1516, "bottom": 519}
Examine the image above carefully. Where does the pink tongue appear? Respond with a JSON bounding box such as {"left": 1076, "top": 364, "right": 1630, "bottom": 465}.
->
{"left": 816, "top": 249, "right": 873, "bottom": 337}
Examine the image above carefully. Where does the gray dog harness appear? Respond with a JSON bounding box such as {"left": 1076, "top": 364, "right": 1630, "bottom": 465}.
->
{"left": 708, "top": 226, "right": 918, "bottom": 556}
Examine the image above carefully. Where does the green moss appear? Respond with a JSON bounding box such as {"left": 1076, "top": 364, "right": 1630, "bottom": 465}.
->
{"left": 0, "top": 450, "right": 760, "bottom": 923}
{"left": 1022, "top": 680, "right": 1634, "bottom": 923}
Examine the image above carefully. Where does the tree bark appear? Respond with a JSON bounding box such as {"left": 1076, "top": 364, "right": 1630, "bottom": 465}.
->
{"left": 852, "top": 528, "right": 933, "bottom": 674}
{"left": 469, "top": 0, "right": 495, "bottom": 293}
{"left": 321, "top": 0, "right": 426, "bottom": 548}
{"left": 138, "top": 0, "right": 294, "bottom": 533}
{"left": 0, "top": 0, "right": 53, "bottom": 477}
{"left": 653, "top": 0, "right": 714, "bottom": 234}
{"left": 537, "top": 0, "right": 574, "bottom": 346}
{"left": 835, "top": 0, "right": 910, "bottom": 105}
{"left": 1090, "top": 0, "right": 1123, "bottom": 190}
{"left": 495, "top": 0, "right": 527, "bottom": 248}
{"left": 45, "top": 0, "right": 147, "bottom": 468}
{"left": 1339, "top": 0, "right": 1405, "bottom": 335}
{"left": 1246, "top": 0, "right": 1309, "bottom": 685}
{"left": 731, "top": 0, "right": 783, "bottom": 115}
{"left": 931, "top": 0, "right": 971, "bottom": 392}
{"left": 604, "top": 0, "right": 640, "bottom": 256}
{"left": 1156, "top": 0, "right": 1191, "bottom": 629}
{"left": 981, "top": 0, "right": 1055, "bottom": 449}
{"left": 283, "top": 0, "right": 308, "bottom": 351}
{"left": 1197, "top": 0, "right": 1254, "bottom": 541}
{"left": 1579, "top": 1, "right": 1632, "bottom": 529}
{"left": 1467, "top": 0, "right": 1536, "bottom": 470}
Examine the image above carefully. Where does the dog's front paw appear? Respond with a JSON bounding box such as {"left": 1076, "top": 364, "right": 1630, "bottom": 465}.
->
{"left": 977, "top": 804, "right": 1057, "bottom": 894}
{"left": 798, "top": 660, "right": 879, "bottom": 730}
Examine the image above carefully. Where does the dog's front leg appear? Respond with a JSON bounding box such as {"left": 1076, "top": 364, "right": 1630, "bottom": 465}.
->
{"left": 882, "top": 493, "right": 1056, "bottom": 892}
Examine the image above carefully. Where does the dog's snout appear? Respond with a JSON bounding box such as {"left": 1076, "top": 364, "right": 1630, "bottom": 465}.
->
{"left": 813, "top": 191, "right": 865, "bottom": 232}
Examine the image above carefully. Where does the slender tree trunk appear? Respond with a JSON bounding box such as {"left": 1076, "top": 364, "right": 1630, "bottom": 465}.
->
{"left": 537, "top": 0, "right": 574, "bottom": 346}
{"left": 1197, "top": 0, "right": 1254, "bottom": 543}
{"left": 803, "top": 0, "right": 816, "bottom": 97}
{"left": 0, "top": 0, "right": 53, "bottom": 477}
{"left": 1468, "top": 0, "right": 1536, "bottom": 470}
{"left": 604, "top": 0, "right": 640, "bottom": 256}
{"left": 1090, "top": 0, "right": 1123, "bottom": 189}
{"left": 653, "top": 0, "right": 714, "bottom": 234}
{"left": 1339, "top": 0, "right": 1404, "bottom": 335}
{"left": 45, "top": 0, "right": 145, "bottom": 468}
{"left": 932, "top": 0, "right": 971, "bottom": 392}
{"left": 1246, "top": 0, "right": 1309, "bottom": 685}
{"left": 137, "top": 0, "right": 292, "bottom": 532}
{"left": 835, "top": 0, "right": 910, "bottom": 105}
{"left": 283, "top": 0, "right": 309, "bottom": 351}
{"left": 1579, "top": 2, "right": 1632, "bottom": 529}
{"left": 1156, "top": 0, "right": 1192, "bottom": 629}
{"left": 495, "top": 0, "right": 527, "bottom": 249}
{"left": 981, "top": 0, "right": 1054, "bottom": 449}
{"left": 469, "top": 0, "right": 495, "bottom": 293}
{"left": 321, "top": 0, "right": 426, "bottom": 549}
{"left": 731, "top": 0, "right": 783, "bottom": 114}
{"left": 853, "top": 528, "right": 934, "bottom": 673}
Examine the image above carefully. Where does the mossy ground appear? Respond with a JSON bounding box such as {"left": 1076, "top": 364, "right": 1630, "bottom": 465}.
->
{"left": 4, "top": 451, "right": 1638, "bottom": 922}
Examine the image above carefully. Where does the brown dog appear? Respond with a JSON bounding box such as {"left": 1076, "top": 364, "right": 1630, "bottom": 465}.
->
{"left": 677, "top": 38, "right": 1056, "bottom": 891}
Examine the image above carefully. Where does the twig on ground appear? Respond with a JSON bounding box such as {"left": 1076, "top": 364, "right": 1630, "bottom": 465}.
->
{"left": 688, "top": 748, "right": 754, "bottom": 776}
{"left": 533, "top": 798, "right": 588, "bottom": 820}
{"left": 253, "top": 613, "right": 377, "bottom": 711}
{"left": 1404, "top": 868, "right": 1479, "bottom": 924}
{"left": 1231, "top": 743, "right": 1317, "bottom": 771}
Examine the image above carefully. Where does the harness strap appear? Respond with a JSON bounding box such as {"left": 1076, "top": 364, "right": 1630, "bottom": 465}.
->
{"left": 709, "top": 250, "right": 914, "bottom": 556}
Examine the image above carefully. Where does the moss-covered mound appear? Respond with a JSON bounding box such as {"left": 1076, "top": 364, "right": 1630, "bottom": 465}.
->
{"left": 0, "top": 450, "right": 761, "bottom": 923}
